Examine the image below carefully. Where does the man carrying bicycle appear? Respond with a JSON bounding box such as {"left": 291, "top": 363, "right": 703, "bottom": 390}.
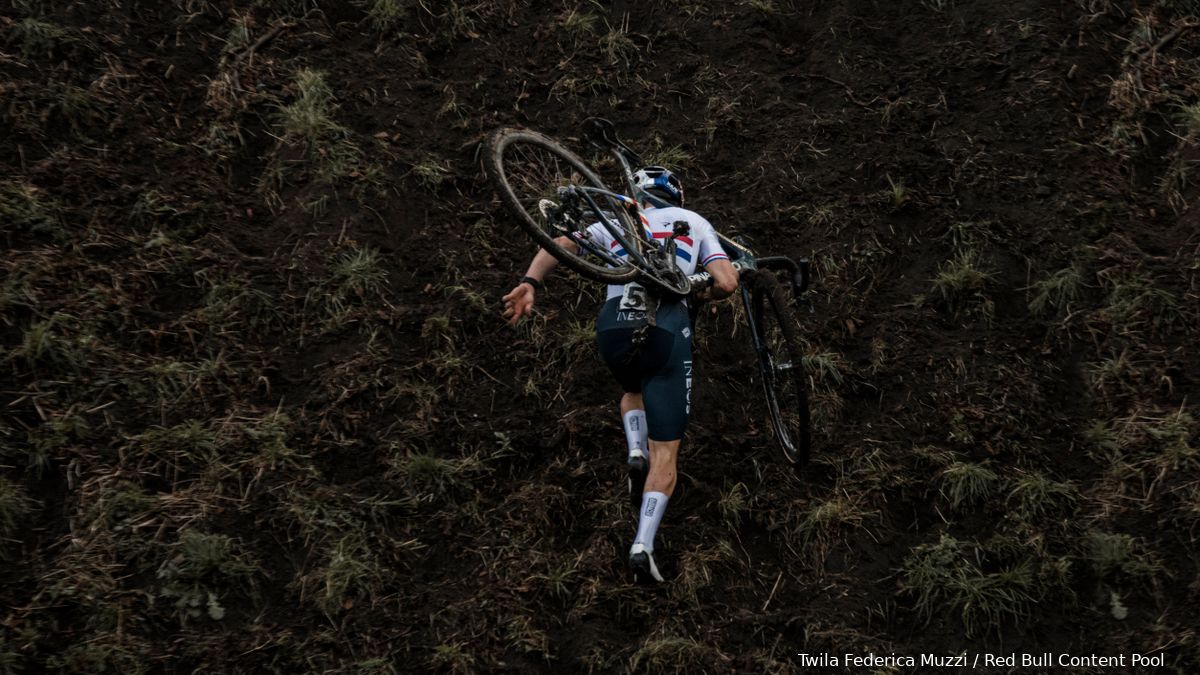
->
{"left": 502, "top": 167, "right": 739, "bottom": 583}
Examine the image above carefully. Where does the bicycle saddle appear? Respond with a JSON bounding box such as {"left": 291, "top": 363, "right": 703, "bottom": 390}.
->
{"left": 582, "top": 117, "right": 643, "bottom": 164}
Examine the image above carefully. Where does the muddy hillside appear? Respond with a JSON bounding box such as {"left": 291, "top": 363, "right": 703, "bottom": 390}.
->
{"left": 1, "top": 0, "right": 1198, "bottom": 672}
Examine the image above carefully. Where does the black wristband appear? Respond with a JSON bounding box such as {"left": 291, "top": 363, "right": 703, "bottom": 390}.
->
{"left": 520, "top": 275, "right": 544, "bottom": 291}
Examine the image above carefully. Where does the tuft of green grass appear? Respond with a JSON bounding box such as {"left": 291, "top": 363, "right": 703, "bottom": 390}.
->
{"left": 279, "top": 69, "right": 344, "bottom": 144}
{"left": 742, "top": 0, "right": 779, "bottom": 12}
{"left": 1176, "top": 101, "right": 1200, "bottom": 138}
{"left": 410, "top": 159, "right": 451, "bottom": 190}
{"left": 0, "top": 477, "right": 35, "bottom": 544}
{"left": 135, "top": 421, "right": 222, "bottom": 476}
{"left": 314, "top": 529, "right": 382, "bottom": 615}
{"left": 430, "top": 643, "right": 475, "bottom": 673}
{"left": 388, "top": 450, "right": 485, "bottom": 502}
{"left": 630, "top": 636, "right": 723, "bottom": 674}
{"left": 1029, "top": 263, "right": 1085, "bottom": 315}
{"left": 1086, "top": 350, "right": 1138, "bottom": 398}
{"left": 794, "top": 494, "right": 872, "bottom": 562}
{"left": 7, "top": 17, "right": 64, "bottom": 57}
{"left": 901, "top": 534, "right": 1042, "bottom": 636}
{"left": 1083, "top": 531, "right": 1160, "bottom": 581}
{"left": 601, "top": 15, "right": 639, "bottom": 69}
{"left": 938, "top": 461, "right": 1001, "bottom": 510}
{"left": 561, "top": 8, "right": 599, "bottom": 38}
{"left": 802, "top": 351, "right": 846, "bottom": 388}
{"left": 885, "top": 174, "right": 910, "bottom": 209}
{"left": 718, "top": 481, "right": 750, "bottom": 526}
{"left": 157, "top": 530, "right": 258, "bottom": 625}
{"left": 330, "top": 246, "right": 388, "bottom": 299}
{"left": 1, "top": 180, "right": 64, "bottom": 239}
{"left": 1006, "top": 471, "right": 1078, "bottom": 520}
{"left": 930, "top": 249, "right": 995, "bottom": 313}
{"left": 274, "top": 69, "right": 363, "bottom": 183}
{"left": 367, "top": 0, "right": 408, "bottom": 32}
{"left": 1095, "top": 273, "right": 1183, "bottom": 332}
{"left": 643, "top": 136, "right": 692, "bottom": 170}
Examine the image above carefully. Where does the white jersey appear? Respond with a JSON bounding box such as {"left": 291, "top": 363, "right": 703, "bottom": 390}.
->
{"left": 582, "top": 205, "right": 730, "bottom": 301}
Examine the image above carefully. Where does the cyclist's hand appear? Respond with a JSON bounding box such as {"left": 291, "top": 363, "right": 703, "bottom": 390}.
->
{"left": 502, "top": 283, "right": 535, "bottom": 326}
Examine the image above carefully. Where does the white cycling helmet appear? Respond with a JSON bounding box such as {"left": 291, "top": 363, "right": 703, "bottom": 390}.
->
{"left": 633, "top": 166, "right": 684, "bottom": 206}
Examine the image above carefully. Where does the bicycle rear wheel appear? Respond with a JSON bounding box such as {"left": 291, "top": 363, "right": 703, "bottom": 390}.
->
{"left": 749, "top": 272, "right": 811, "bottom": 466}
{"left": 485, "top": 128, "right": 639, "bottom": 284}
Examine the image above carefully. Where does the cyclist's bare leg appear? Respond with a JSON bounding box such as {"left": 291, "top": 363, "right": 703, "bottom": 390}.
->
{"left": 620, "top": 393, "right": 647, "bottom": 459}
{"left": 632, "top": 437, "right": 679, "bottom": 564}
{"left": 619, "top": 392, "right": 644, "bottom": 416}
{"left": 644, "top": 439, "right": 679, "bottom": 496}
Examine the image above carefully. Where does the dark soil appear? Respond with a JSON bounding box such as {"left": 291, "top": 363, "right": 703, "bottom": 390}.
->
{"left": 2, "top": 0, "right": 1198, "bottom": 673}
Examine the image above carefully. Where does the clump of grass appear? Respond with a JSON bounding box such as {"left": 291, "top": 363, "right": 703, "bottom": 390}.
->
{"left": 420, "top": 315, "right": 453, "bottom": 343}
{"left": 430, "top": 642, "right": 475, "bottom": 673}
{"left": 1029, "top": 262, "right": 1085, "bottom": 315}
{"left": 701, "top": 94, "right": 742, "bottom": 145}
{"left": 1095, "top": 273, "right": 1183, "bottom": 332}
{"left": 1083, "top": 531, "right": 1160, "bottom": 581}
{"left": 630, "top": 636, "right": 723, "bottom": 674}
{"left": 802, "top": 351, "right": 845, "bottom": 387}
{"left": 388, "top": 450, "right": 485, "bottom": 502}
{"left": 274, "top": 69, "right": 362, "bottom": 183}
{"left": 313, "top": 529, "right": 382, "bottom": 615}
{"left": 742, "top": 0, "right": 779, "bottom": 12}
{"left": 558, "top": 317, "right": 595, "bottom": 360}
{"left": 367, "top": 0, "right": 408, "bottom": 32}
{"left": 135, "top": 420, "right": 222, "bottom": 478}
{"left": 279, "top": 69, "right": 344, "bottom": 144}
{"left": 601, "top": 15, "right": 639, "bottom": 69}
{"left": 718, "top": 481, "right": 750, "bottom": 526}
{"left": 885, "top": 174, "right": 910, "bottom": 209}
{"left": 410, "top": 159, "right": 451, "bottom": 190}
{"left": 794, "top": 494, "right": 872, "bottom": 562}
{"left": 0, "top": 180, "right": 64, "bottom": 239}
{"left": 901, "top": 533, "right": 1041, "bottom": 636}
{"left": 1175, "top": 101, "right": 1200, "bottom": 137}
{"left": 560, "top": 8, "right": 599, "bottom": 38}
{"left": 504, "top": 614, "right": 550, "bottom": 657}
{"left": 199, "top": 275, "right": 278, "bottom": 332}
{"left": 930, "top": 249, "right": 995, "bottom": 314}
{"left": 1086, "top": 350, "right": 1138, "bottom": 398}
{"left": 937, "top": 461, "right": 1001, "bottom": 510}
{"left": 0, "top": 477, "right": 34, "bottom": 544}
{"left": 157, "top": 530, "right": 258, "bottom": 625}
{"left": 1006, "top": 471, "right": 1077, "bottom": 520}
{"left": 7, "top": 17, "right": 64, "bottom": 57}
{"left": 643, "top": 136, "right": 692, "bottom": 170}
{"left": 530, "top": 560, "right": 577, "bottom": 602}
{"left": 672, "top": 542, "right": 734, "bottom": 606}
{"left": 330, "top": 246, "right": 388, "bottom": 299}
{"left": 311, "top": 244, "right": 389, "bottom": 328}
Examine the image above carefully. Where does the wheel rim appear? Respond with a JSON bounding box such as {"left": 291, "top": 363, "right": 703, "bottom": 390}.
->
{"left": 493, "top": 133, "right": 639, "bottom": 273}
{"left": 755, "top": 291, "right": 808, "bottom": 464}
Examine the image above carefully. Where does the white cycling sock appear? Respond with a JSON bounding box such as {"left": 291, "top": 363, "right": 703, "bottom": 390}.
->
{"left": 623, "top": 409, "right": 648, "bottom": 458}
{"left": 633, "top": 491, "right": 669, "bottom": 552}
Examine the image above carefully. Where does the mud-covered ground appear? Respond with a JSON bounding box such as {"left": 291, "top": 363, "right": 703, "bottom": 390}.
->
{"left": 1, "top": 0, "right": 1198, "bottom": 672}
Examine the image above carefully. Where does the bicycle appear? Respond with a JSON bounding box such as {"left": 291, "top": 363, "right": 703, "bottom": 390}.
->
{"left": 484, "top": 118, "right": 813, "bottom": 467}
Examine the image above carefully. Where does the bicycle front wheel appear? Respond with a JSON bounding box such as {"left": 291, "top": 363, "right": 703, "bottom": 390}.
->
{"left": 749, "top": 272, "right": 811, "bottom": 467}
{"left": 485, "top": 128, "right": 639, "bottom": 284}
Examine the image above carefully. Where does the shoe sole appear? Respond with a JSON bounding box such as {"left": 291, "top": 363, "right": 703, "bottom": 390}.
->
{"left": 629, "top": 551, "right": 662, "bottom": 584}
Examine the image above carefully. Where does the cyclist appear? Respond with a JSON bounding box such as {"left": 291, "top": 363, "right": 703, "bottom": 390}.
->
{"left": 502, "top": 166, "right": 738, "bottom": 583}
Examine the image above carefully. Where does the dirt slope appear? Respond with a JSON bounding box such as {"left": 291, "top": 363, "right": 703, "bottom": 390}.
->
{"left": 2, "top": 0, "right": 1198, "bottom": 672}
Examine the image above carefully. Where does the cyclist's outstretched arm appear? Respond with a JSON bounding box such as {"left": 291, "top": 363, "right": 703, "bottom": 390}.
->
{"left": 703, "top": 258, "right": 739, "bottom": 300}
{"left": 502, "top": 236, "right": 577, "bottom": 326}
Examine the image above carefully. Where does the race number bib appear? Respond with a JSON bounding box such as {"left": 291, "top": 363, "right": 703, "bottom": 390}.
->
{"left": 619, "top": 282, "right": 648, "bottom": 311}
